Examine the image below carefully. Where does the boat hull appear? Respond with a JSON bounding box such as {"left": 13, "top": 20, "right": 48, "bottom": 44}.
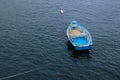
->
{"left": 66, "top": 21, "right": 93, "bottom": 51}
{"left": 74, "top": 45, "right": 92, "bottom": 51}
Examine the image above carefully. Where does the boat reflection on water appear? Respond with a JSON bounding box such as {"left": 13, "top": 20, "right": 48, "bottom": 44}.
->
{"left": 66, "top": 41, "right": 92, "bottom": 58}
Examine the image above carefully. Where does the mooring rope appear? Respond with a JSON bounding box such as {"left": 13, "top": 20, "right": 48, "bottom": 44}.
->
{"left": 0, "top": 63, "right": 51, "bottom": 80}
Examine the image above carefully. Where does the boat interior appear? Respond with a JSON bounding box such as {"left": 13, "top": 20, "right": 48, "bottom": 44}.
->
{"left": 68, "top": 23, "right": 88, "bottom": 46}
{"left": 69, "top": 23, "right": 85, "bottom": 38}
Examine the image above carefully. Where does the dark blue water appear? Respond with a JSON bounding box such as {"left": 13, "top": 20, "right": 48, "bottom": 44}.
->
{"left": 0, "top": 0, "right": 120, "bottom": 80}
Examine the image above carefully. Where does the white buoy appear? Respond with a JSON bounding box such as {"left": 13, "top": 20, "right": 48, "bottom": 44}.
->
{"left": 60, "top": 9, "right": 64, "bottom": 14}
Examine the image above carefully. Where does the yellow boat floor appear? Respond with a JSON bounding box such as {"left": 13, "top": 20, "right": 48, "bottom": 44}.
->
{"left": 69, "top": 30, "right": 83, "bottom": 37}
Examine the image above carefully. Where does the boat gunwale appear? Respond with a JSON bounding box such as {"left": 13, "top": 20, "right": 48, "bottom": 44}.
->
{"left": 66, "top": 21, "right": 93, "bottom": 50}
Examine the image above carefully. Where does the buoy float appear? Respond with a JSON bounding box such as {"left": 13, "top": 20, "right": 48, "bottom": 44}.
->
{"left": 60, "top": 9, "right": 64, "bottom": 14}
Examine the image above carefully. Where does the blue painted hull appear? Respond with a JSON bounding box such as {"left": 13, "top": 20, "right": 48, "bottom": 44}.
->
{"left": 66, "top": 21, "right": 93, "bottom": 51}
{"left": 74, "top": 45, "right": 92, "bottom": 51}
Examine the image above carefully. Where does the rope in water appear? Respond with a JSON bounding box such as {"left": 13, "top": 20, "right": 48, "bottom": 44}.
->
{"left": 0, "top": 63, "right": 51, "bottom": 80}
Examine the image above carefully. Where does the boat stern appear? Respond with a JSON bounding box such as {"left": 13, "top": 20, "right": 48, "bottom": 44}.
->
{"left": 74, "top": 45, "right": 92, "bottom": 51}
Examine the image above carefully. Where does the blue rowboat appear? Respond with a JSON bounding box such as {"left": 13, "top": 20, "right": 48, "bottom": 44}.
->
{"left": 66, "top": 21, "right": 93, "bottom": 51}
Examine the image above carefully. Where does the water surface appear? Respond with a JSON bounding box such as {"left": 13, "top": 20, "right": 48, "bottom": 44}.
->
{"left": 0, "top": 0, "right": 120, "bottom": 80}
